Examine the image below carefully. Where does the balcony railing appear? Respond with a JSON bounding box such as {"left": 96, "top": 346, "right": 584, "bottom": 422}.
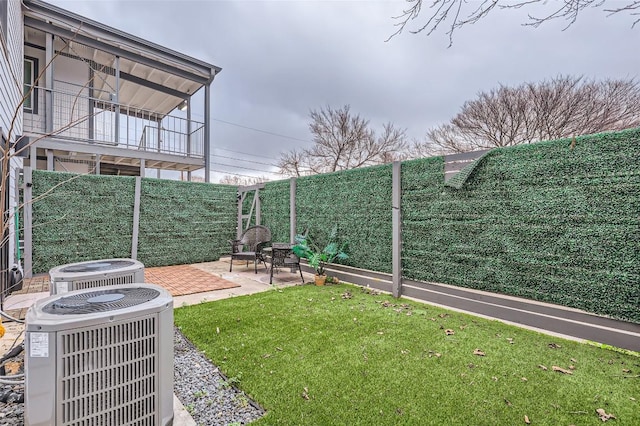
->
{"left": 23, "top": 82, "right": 204, "bottom": 159}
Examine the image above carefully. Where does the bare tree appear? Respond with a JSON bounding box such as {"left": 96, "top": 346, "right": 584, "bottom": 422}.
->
{"left": 218, "top": 175, "right": 269, "bottom": 186}
{"left": 414, "top": 76, "right": 640, "bottom": 155}
{"left": 278, "top": 105, "right": 408, "bottom": 177}
{"left": 389, "top": 0, "right": 640, "bottom": 46}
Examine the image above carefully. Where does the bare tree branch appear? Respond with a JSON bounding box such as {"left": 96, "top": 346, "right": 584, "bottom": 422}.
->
{"left": 218, "top": 175, "right": 269, "bottom": 186}
{"left": 278, "top": 105, "right": 408, "bottom": 177}
{"left": 388, "top": 0, "right": 639, "bottom": 45}
{"left": 412, "top": 75, "right": 640, "bottom": 155}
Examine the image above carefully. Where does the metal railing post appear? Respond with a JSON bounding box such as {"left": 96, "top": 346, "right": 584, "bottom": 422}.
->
{"left": 187, "top": 98, "right": 191, "bottom": 158}
{"left": 45, "top": 33, "right": 54, "bottom": 134}
{"left": 114, "top": 56, "right": 120, "bottom": 144}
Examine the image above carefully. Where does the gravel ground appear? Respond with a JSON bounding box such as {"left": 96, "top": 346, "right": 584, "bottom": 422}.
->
{"left": 0, "top": 328, "right": 263, "bottom": 426}
{"left": 173, "top": 327, "right": 264, "bottom": 425}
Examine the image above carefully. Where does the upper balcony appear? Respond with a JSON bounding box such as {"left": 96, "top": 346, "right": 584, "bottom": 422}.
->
{"left": 24, "top": 82, "right": 205, "bottom": 165}
{"left": 21, "top": 0, "right": 221, "bottom": 178}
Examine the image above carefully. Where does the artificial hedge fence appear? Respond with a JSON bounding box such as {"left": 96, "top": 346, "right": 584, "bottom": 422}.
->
{"left": 32, "top": 171, "right": 135, "bottom": 273}
{"left": 29, "top": 127, "right": 639, "bottom": 323}
{"left": 401, "top": 128, "right": 640, "bottom": 323}
{"left": 136, "top": 179, "right": 237, "bottom": 267}
{"left": 295, "top": 164, "right": 393, "bottom": 273}
{"left": 31, "top": 172, "right": 237, "bottom": 272}
{"left": 260, "top": 180, "right": 291, "bottom": 244}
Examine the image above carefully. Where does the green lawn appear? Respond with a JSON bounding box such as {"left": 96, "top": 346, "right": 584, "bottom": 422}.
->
{"left": 174, "top": 283, "right": 639, "bottom": 425}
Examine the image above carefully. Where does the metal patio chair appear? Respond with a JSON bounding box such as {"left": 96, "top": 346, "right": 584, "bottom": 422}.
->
{"left": 268, "top": 243, "right": 304, "bottom": 284}
{"left": 229, "top": 225, "right": 271, "bottom": 273}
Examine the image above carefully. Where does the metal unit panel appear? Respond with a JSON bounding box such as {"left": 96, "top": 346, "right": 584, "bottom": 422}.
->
{"left": 70, "top": 272, "right": 136, "bottom": 291}
{"left": 57, "top": 314, "right": 158, "bottom": 425}
{"left": 49, "top": 258, "right": 145, "bottom": 295}
{"left": 25, "top": 284, "right": 174, "bottom": 426}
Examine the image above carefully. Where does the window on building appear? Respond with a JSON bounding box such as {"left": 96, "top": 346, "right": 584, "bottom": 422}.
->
{"left": 24, "top": 57, "right": 39, "bottom": 113}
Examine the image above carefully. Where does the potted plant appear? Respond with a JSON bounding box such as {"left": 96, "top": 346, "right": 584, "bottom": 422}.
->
{"left": 292, "top": 227, "right": 348, "bottom": 286}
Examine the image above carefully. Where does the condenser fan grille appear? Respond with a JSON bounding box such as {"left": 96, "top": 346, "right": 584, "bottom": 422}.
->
{"left": 43, "top": 287, "right": 160, "bottom": 315}
{"left": 60, "top": 260, "right": 135, "bottom": 273}
{"left": 58, "top": 315, "right": 159, "bottom": 425}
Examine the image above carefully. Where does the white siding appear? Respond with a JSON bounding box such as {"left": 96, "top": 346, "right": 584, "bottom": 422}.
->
{"left": 0, "top": 0, "right": 23, "bottom": 141}
{"left": 0, "top": 0, "right": 23, "bottom": 268}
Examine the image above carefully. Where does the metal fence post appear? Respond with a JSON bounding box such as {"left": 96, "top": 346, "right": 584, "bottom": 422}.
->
{"left": 290, "top": 177, "right": 297, "bottom": 244}
{"left": 392, "top": 161, "right": 402, "bottom": 298}
{"left": 131, "top": 177, "right": 141, "bottom": 260}
{"left": 23, "top": 148, "right": 36, "bottom": 278}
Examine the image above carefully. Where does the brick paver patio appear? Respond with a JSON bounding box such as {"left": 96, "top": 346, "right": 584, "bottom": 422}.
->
{"left": 144, "top": 264, "right": 239, "bottom": 296}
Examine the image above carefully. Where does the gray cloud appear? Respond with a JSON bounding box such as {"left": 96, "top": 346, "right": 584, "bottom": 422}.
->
{"left": 49, "top": 0, "right": 640, "bottom": 180}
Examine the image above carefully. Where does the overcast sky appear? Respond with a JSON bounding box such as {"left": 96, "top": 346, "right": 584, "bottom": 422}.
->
{"left": 48, "top": 0, "right": 640, "bottom": 182}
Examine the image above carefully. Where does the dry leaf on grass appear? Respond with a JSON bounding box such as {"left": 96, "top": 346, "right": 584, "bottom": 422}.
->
{"left": 548, "top": 343, "right": 561, "bottom": 349}
{"left": 596, "top": 408, "right": 615, "bottom": 422}
{"left": 524, "top": 414, "right": 531, "bottom": 424}
{"left": 552, "top": 366, "right": 573, "bottom": 375}
{"left": 445, "top": 329, "right": 455, "bottom": 336}
{"left": 341, "top": 292, "right": 352, "bottom": 299}
{"left": 504, "top": 398, "right": 512, "bottom": 406}
{"left": 301, "top": 387, "right": 310, "bottom": 400}
{"left": 473, "top": 349, "right": 486, "bottom": 356}
{"left": 538, "top": 364, "right": 548, "bottom": 371}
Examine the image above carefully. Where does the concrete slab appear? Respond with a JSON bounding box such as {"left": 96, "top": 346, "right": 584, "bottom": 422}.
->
{"left": 173, "top": 395, "right": 196, "bottom": 426}
{"left": 3, "top": 292, "right": 49, "bottom": 310}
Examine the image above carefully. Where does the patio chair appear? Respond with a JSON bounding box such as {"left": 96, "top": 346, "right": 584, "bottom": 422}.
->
{"left": 229, "top": 225, "right": 272, "bottom": 273}
{"left": 269, "top": 243, "right": 304, "bottom": 284}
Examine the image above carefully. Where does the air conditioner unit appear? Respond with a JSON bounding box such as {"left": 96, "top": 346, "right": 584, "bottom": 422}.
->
{"left": 25, "top": 284, "right": 174, "bottom": 426}
{"left": 49, "top": 258, "right": 145, "bottom": 295}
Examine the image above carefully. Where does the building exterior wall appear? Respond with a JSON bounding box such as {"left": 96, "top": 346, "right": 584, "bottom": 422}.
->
{"left": 23, "top": 44, "right": 45, "bottom": 133}
{"left": 1, "top": 0, "right": 24, "bottom": 269}
{"left": 0, "top": 0, "right": 23, "bottom": 140}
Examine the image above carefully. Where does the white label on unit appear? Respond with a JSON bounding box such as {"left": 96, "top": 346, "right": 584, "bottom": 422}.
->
{"left": 30, "top": 333, "right": 49, "bottom": 357}
{"left": 56, "top": 282, "right": 70, "bottom": 294}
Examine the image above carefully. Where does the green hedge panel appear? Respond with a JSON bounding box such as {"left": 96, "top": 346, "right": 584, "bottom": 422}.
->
{"left": 260, "top": 180, "right": 291, "bottom": 243}
{"left": 136, "top": 179, "right": 237, "bottom": 267}
{"left": 32, "top": 171, "right": 136, "bottom": 273}
{"left": 31, "top": 172, "right": 237, "bottom": 272}
{"left": 401, "top": 128, "right": 640, "bottom": 323}
{"left": 295, "top": 164, "right": 393, "bottom": 273}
